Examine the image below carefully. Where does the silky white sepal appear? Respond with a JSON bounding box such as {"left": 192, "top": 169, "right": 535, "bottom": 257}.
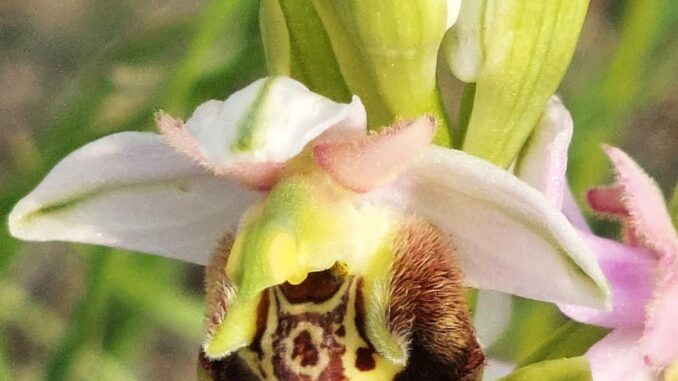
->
{"left": 400, "top": 146, "right": 610, "bottom": 309}
{"left": 9, "top": 132, "right": 260, "bottom": 264}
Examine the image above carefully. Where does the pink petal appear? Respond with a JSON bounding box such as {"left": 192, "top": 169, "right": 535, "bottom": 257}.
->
{"left": 560, "top": 231, "right": 656, "bottom": 329}
{"left": 313, "top": 116, "right": 436, "bottom": 192}
{"left": 589, "top": 146, "right": 678, "bottom": 260}
{"left": 213, "top": 162, "right": 285, "bottom": 191}
{"left": 587, "top": 328, "right": 656, "bottom": 381}
{"left": 156, "top": 112, "right": 283, "bottom": 191}
{"left": 640, "top": 270, "right": 678, "bottom": 368}
{"left": 156, "top": 111, "right": 204, "bottom": 162}
{"left": 587, "top": 185, "right": 628, "bottom": 216}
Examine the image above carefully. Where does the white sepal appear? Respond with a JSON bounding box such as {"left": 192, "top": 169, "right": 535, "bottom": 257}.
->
{"left": 400, "top": 146, "right": 610, "bottom": 308}
{"left": 9, "top": 132, "right": 260, "bottom": 264}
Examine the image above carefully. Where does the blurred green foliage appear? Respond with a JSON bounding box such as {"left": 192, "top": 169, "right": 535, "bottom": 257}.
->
{"left": 0, "top": 0, "right": 676, "bottom": 380}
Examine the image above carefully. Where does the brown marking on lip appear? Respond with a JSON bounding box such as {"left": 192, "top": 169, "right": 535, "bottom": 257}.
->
{"left": 335, "top": 325, "right": 346, "bottom": 337}
{"left": 352, "top": 279, "right": 376, "bottom": 372}
{"left": 292, "top": 330, "right": 320, "bottom": 367}
{"left": 390, "top": 219, "right": 485, "bottom": 381}
{"left": 279, "top": 269, "right": 344, "bottom": 304}
{"left": 271, "top": 271, "right": 350, "bottom": 381}
{"left": 355, "top": 347, "right": 376, "bottom": 371}
{"left": 249, "top": 290, "right": 270, "bottom": 359}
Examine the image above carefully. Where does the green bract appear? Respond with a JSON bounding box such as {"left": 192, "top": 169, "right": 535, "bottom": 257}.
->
{"left": 314, "top": 0, "right": 451, "bottom": 144}
{"left": 261, "top": 0, "right": 455, "bottom": 145}
{"left": 445, "top": 0, "right": 590, "bottom": 167}
{"left": 259, "top": 0, "right": 351, "bottom": 102}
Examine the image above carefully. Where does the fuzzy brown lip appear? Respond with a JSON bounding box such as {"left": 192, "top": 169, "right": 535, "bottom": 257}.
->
{"left": 200, "top": 218, "right": 485, "bottom": 381}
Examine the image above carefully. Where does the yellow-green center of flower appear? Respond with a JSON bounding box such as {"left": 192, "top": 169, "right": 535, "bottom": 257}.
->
{"left": 204, "top": 154, "right": 403, "bottom": 362}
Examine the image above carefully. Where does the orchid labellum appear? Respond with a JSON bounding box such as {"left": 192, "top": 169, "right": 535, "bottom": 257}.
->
{"left": 9, "top": 77, "right": 609, "bottom": 380}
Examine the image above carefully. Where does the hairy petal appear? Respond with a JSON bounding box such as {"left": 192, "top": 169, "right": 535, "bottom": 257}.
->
{"left": 159, "top": 76, "right": 366, "bottom": 189}
{"left": 9, "top": 132, "right": 260, "bottom": 264}
{"left": 313, "top": 116, "right": 435, "bottom": 192}
{"left": 589, "top": 145, "right": 678, "bottom": 259}
{"left": 560, "top": 232, "right": 656, "bottom": 329}
{"left": 587, "top": 329, "right": 655, "bottom": 381}
{"left": 157, "top": 112, "right": 283, "bottom": 190}
{"left": 396, "top": 146, "right": 610, "bottom": 308}
{"left": 641, "top": 271, "right": 678, "bottom": 368}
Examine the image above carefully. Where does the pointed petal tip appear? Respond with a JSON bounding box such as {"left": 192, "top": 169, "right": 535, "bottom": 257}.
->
{"left": 5, "top": 132, "right": 260, "bottom": 265}
{"left": 7, "top": 199, "right": 34, "bottom": 241}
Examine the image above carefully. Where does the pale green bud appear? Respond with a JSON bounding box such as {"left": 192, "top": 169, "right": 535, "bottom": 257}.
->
{"left": 313, "top": 0, "right": 456, "bottom": 146}
{"left": 444, "top": 0, "right": 590, "bottom": 167}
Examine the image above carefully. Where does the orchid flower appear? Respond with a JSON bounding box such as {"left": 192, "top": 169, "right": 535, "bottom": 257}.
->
{"left": 515, "top": 97, "right": 678, "bottom": 381}
{"left": 9, "top": 76, "right": 609, "bottom": 380}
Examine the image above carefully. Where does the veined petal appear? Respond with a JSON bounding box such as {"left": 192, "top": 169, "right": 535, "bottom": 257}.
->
{"left": 516, "top": 97, "right": 573, "bottom": 209}
{"left": 399, "top": 146, "right": 610, "bottom": 308}
{"left": 160, "top": 76, "right": 366, "bottom": 171}
{"left": 560, "top": 232, "right": 656, "bottom": 329}
{"left": 460, "top": 0, "right": 589, "bottom": 167}
{"left": 9, "top": 132, "right": 260, "bottom": 264}
{"left": 587, "top": 329, "right": 656, "bottom": 381}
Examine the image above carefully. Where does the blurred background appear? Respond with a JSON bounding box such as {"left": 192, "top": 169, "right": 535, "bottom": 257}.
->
{"left": 0, "top": 0, "right": 676, "bottom": 380}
